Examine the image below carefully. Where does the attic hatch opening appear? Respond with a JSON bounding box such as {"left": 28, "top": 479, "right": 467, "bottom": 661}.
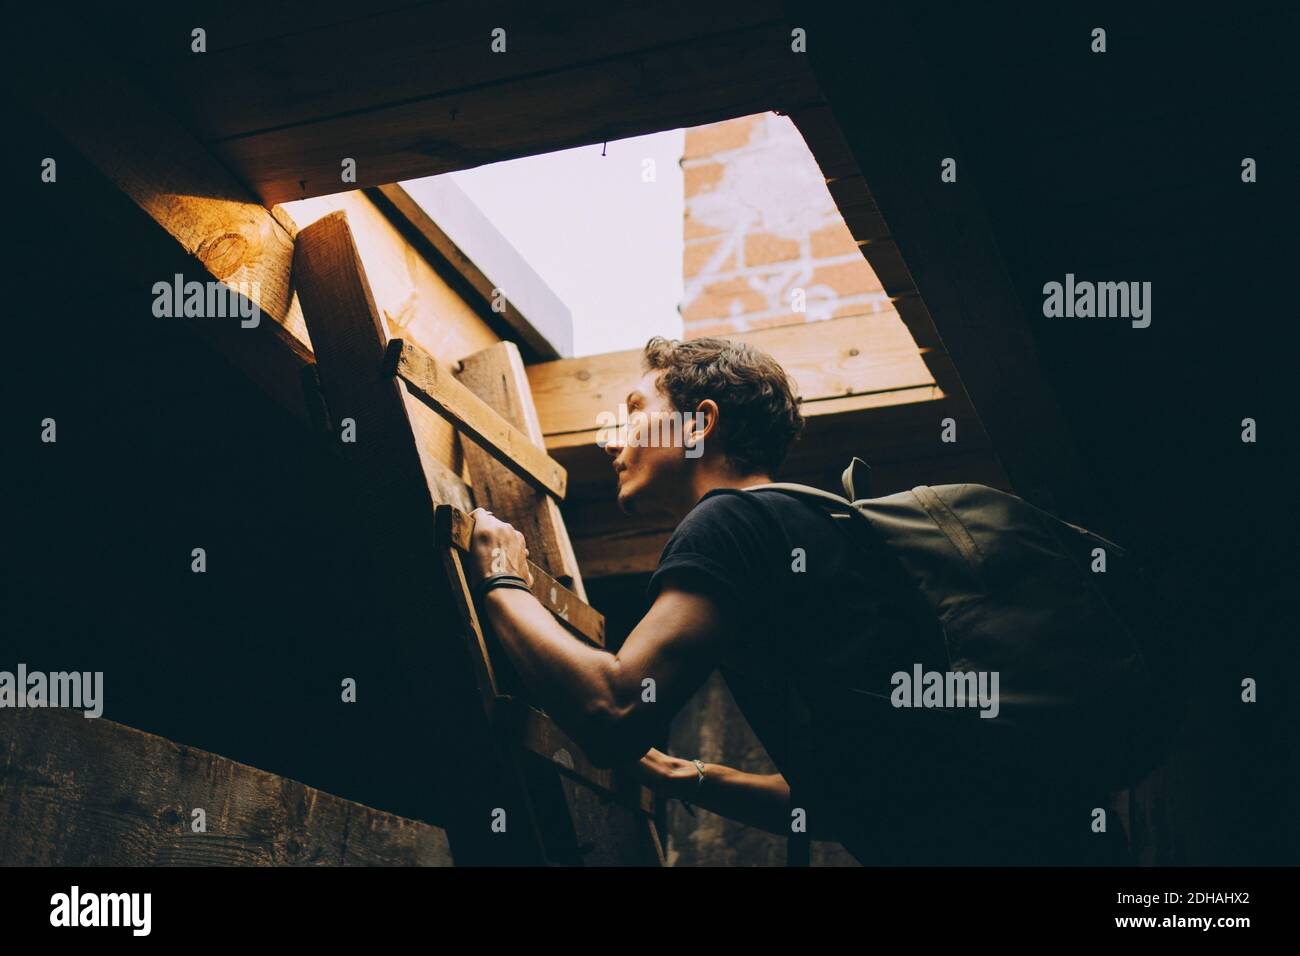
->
{"left": 392, "top": 111, "right": 917, "bottom": 363}
{"left": 405, "top": 128, "right": 686, "bottom": 359}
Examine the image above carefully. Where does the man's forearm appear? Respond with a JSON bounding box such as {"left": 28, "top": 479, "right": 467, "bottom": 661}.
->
{"left": 481, "top": 587, "right": 639, "bottom": 753}
{"left": 640, "top": 750, "right": 841, "bottom": 840}
{"left": 690, "top": 764, "right": 792, "bottom": 836}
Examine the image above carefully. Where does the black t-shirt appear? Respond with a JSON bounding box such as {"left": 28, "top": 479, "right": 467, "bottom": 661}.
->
{"left": 647, "top": 488, "right": 1129, "bottom": 865}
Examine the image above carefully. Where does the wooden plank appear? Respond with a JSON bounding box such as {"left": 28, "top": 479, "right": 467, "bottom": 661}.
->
{"left": 13, "top": 52, "right": 309, "bottom": 347}
{"left": 293, "top": 208, "right": 547, "bottom": 865}
{"left": 293, "top": 215, "right": 466, "bottom": 516}
{"left": 440, "top": 546, "right": 504, "bottom": 711}
{"left": 15, "top": 43, "right": 519, "bottom": 487}
{"left": 859, "top": 239, "right": 917, "bottom": 297}
{"left": 212, "top": 21, "right": 821, "bottom": 204}
{"left": 494, "top": 699, "right": 656, "bottom": 817}
{"left": 919, "top": 349, "right": 967, "bottom": 399}
{"left": 281, "top": 192, "right": 502, "bottom": 365}
{"left": 436, "top": 506, "right": 605, "bottom": 648}
{"left": 789, "top": 104, "right": 861, "bottom": 181}
{"left": 387, "top": 339, "right": 568, "bottom": 500}
{"left": 527, "top": 311, "right": 932, "bottom": 437}
{"left": 368, "top": 184, "right": 565, "bottom": 362}
{"left": 572, "top": 528, "right": 674, "bottom": 580}
{"left": 279, "top": 190, "right": 507, "bottom": 478}
{"left": 457, "top": 342, "right": 586, "bottom": 597}
{"left": 827, "top": 175, "right": 890, "bottom": 244}
{"left": 9, "top": 43, "right": 318, "bottom": 427}
{"left": 155, "top": 0, "right": 785, "bottom": 141}
{"left": 526, "top": 565, "right": 604, "bottom": 647}
{"left": 892, "top": 293, "right": 945, "bottom": 350}
{"left": 0, "top": 709, "right": 452, "bottom": 866}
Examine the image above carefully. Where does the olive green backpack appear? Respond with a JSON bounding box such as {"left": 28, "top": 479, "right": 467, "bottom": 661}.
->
{"left": 747, "top": 458, "right": 1179, "bottom": 790}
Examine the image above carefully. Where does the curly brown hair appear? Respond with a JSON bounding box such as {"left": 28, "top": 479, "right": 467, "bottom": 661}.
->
{"left": 642, "top": 336, "right": 804, "bottom": 476}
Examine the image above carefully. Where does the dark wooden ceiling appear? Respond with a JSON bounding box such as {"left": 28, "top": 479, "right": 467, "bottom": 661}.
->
{"left": 95, "top": 0, "right": 819, "bottom": 205}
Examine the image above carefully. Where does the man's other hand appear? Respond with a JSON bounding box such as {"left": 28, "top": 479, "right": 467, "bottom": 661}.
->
{"left": 466, "top": 508, "right": 533, "bottom": 586}
{"left": 627, "top": 747, "right": 698, "bottom": 799}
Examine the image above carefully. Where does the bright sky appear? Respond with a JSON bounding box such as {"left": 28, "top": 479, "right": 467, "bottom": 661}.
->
{"left": 442, "top": 129, "right": 685, "bottom": 356}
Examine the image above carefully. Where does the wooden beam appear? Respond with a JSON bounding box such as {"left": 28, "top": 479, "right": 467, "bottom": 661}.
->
{"left": 368, "top": 184, "right": 566, "bottom": 361}
{"left": 527, "top": 311, "right": 934, "bottom": 438}
{"left": 0, "top": 710, "right": 452, "bottom": 866}
{"left": 21, "top": 70, "right": 306, "bottom": 339}
{"left": 387, "top": 339, "right": 568, "bottom": 500}
{"left": 7, "top": 44, "right": 316, "bottom": 427}
{"left": 495, "top": 698, "right": 656, "bottom": 817}
{"left": 436, "top": 505, "right": 604, "bottom": 648}
{"left": 456, "top": 341, "right": 586, "bottom": 597}
{"left": 892, "top": 293, "right": 945, "bottom": 350}
{"left": 827, "top": 175, "right": 890, "bottom": 244}
{"left": 572, "top": 528, "right": 674, "bottom": 581}
{"left": 208, "top": 20, "right": 820, "bottom": 204}
{"left": 789, "top": 104, "right": 860, "bottom": 181}
{"left": 859, "top": 240, "right": 916, "bottom": 298}
{"left": 143, "top": 0, "right": 785, "bottom": 142}
{"left": 11, "top": 42, "right": 524, "bottom": 489}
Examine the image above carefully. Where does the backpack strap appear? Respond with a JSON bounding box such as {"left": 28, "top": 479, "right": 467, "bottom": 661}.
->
{"left": 744, "top": 481, "right": 856, "bottom": 512}
{"left": 743, "top": 481, "right": 882, "bottom": 540}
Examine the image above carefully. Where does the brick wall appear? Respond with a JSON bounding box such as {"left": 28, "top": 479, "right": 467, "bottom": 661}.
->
{"left": 681, "top": 112, "right": 890, "bottom": 338}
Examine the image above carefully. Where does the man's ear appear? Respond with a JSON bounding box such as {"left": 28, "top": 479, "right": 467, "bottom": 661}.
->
{"left": 690, "top": 399, "right": 720, "bottom": 445}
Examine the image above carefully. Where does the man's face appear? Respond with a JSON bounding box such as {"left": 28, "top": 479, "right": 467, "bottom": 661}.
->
{"left": 604, "top": 370, "right": 693, "bottom": 516}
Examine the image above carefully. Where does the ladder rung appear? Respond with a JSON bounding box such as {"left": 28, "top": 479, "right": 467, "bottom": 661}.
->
{"left": 385, "top": 338, "right": 567, "bottom": 500}
{"left": 436, "top": 505, "right": 604, "bottom": 647}
{"left": 494, "top": 696, "right": 656, "bottom": 817}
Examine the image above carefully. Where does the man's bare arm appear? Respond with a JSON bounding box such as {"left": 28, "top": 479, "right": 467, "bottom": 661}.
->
{"left": 482, "top": 583, "right": 722, "bottom": 766}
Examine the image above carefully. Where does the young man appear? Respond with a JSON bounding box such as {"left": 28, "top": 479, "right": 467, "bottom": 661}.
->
{"left": 467, "top": 336, "right": 1123, "bottom": 865}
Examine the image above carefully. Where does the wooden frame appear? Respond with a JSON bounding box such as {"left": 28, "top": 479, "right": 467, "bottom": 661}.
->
{"left": 386, "top": 337, "right": 568, "bottom": 499}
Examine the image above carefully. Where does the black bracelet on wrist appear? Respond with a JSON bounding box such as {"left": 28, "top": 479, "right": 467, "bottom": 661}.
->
{"left": 473, "top": 573, "right": 531, "bottom": 605}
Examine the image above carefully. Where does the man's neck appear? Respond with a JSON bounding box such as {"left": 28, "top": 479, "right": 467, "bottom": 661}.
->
{"left": 676, "top": 466, "right": 773, "bottom": 520}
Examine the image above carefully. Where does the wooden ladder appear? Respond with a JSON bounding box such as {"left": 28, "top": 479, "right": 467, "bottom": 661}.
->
{"left": 293, "top": 210, "right": 663, "bottom": 866}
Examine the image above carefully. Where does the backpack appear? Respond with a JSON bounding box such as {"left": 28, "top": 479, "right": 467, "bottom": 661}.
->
{"left": 747, "top": 458, "right": 1179, "bottom": 792}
